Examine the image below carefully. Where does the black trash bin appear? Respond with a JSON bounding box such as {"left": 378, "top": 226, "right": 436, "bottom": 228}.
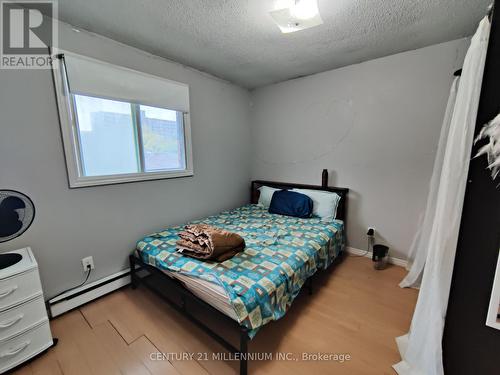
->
{"left": 372, "top": 244, "right": 389, "bottom": 270}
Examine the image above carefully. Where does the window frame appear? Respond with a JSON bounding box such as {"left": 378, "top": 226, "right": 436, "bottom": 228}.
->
{"left": 52, "top": 49, "right": 194, "bottom": 188}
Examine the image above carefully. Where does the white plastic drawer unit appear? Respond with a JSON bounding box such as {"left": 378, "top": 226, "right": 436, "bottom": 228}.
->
{"left": 0, "top": 321, "right": 52, "bottom": 373}
{"left": 0, "top": 248, "right": 54, "bottom": 373}
{"left": 0, "top": 271, "right": 43, "bottom": 312}
{"left": 0, "top": 296, "right": 47, "bottom": 341}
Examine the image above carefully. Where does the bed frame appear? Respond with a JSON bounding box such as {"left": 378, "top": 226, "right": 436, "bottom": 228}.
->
{"left": 129, "top": 170, "right": 348, "bottom": 375}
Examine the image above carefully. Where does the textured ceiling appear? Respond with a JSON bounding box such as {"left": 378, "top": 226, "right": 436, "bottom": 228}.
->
{"left": 52, "top": 0, "right": 491, "bottom": 89}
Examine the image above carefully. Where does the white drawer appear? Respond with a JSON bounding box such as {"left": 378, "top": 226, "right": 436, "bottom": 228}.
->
{"left": 0, "top": 271, "right": 42, "bottom": 312}
{"left": 0, "top": 296, "right": 47, "bottom": 341}
{"left": 0, "top": 320, "right": 52, "bottom": 373}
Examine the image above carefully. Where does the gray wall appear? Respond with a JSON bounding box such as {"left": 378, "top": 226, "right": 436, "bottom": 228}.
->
{"left": 250, "top": 39, "right": 469, "bottom": 259}
{"left": 0, "top": 22, "right": 470, "bottom": 296}
{"left": 0, "top": 21, "right": 252, "bottom": 298}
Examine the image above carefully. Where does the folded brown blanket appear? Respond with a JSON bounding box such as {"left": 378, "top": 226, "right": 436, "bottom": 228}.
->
{"left": 176, "top": 224, "right": 245, "bottom": 262}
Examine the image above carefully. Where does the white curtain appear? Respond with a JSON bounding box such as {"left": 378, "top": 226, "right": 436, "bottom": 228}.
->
{"left": 394, "top": 16, "right": 491, "bottom": 375}
{"left": 399, "top": 76, "right": 460, "bottom": 288}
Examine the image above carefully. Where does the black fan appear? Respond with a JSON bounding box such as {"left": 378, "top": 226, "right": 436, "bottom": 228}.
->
{"left": 0, "top": 190, "right": 35, "bottom": 269}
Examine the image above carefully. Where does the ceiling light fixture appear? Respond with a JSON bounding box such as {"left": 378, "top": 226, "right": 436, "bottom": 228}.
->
{"left": 270, "top": 0, "right": 323, "bottom": 33}
{"left": 290, "top": 0, "right": 319, "bottom": 20}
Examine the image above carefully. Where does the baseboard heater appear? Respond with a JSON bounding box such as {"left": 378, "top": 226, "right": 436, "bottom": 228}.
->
{"left": 47, "top": 269, "right": 131, "bottom": 318}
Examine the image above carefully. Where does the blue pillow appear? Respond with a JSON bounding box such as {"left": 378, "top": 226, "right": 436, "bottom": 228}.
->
{"left": 268, "top": 190, "right": 313, "bottom": 218}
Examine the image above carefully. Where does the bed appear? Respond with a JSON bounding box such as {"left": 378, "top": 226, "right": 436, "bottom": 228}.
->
{"left": 130, "top": 172, "right": 348, "bottom": 375}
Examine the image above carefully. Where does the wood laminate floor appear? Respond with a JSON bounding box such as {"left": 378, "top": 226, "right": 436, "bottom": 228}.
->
{"left": 11, "top": 256, "right": 418, "bottom": 375}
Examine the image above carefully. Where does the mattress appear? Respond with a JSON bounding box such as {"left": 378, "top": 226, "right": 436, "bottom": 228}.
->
{"left": 136, "top": 204, "right": 345, "bottom": 334}
{"left": 162, "top": 268, "right": 238, "bottom": 319}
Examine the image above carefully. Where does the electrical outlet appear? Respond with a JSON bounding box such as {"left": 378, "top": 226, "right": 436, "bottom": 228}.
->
{"left": 81, "top": 256, "right": 95, "bottom": 271}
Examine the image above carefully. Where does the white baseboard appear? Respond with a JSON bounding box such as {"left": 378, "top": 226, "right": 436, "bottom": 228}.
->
{"left": 346, "top": 247, "right": 408, "bottom": 268}
{"left": 48, "top": 269, "right": 131, "bottom": 318}
{"left": 46, "top": 247, "right": 407, "bottom": 318}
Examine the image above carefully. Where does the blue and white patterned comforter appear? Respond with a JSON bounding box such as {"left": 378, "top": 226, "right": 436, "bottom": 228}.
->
{"left": 135, "top": 204, "right": 344, "bottom": 336}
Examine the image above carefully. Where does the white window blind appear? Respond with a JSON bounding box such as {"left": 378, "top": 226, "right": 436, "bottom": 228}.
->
{"left": 63, "top": 51, "right": 190, "bottom": 112}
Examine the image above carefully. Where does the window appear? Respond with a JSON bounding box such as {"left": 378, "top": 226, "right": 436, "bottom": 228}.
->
{"left": 73, "top": 96, "right": 186, "bottom": 176}
{"left": 52, "top": 50, "right": 193, "bottom": 188}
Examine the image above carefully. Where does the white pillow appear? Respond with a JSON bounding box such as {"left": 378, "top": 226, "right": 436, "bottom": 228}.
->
{"left": 257, "top": 186, "right": 281, "bottom": 208}
{"left": 293, "top": 189, "right": 341, "bottom": 221}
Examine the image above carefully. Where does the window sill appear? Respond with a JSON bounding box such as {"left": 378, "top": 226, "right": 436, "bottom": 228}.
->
{"left": 68, "top": 169, "right": 194, "bottom": 188}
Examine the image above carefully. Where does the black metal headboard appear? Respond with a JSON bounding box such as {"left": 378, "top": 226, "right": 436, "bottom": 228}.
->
{"left": 250, "top": 170, "right": 349, "bottom": 223}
